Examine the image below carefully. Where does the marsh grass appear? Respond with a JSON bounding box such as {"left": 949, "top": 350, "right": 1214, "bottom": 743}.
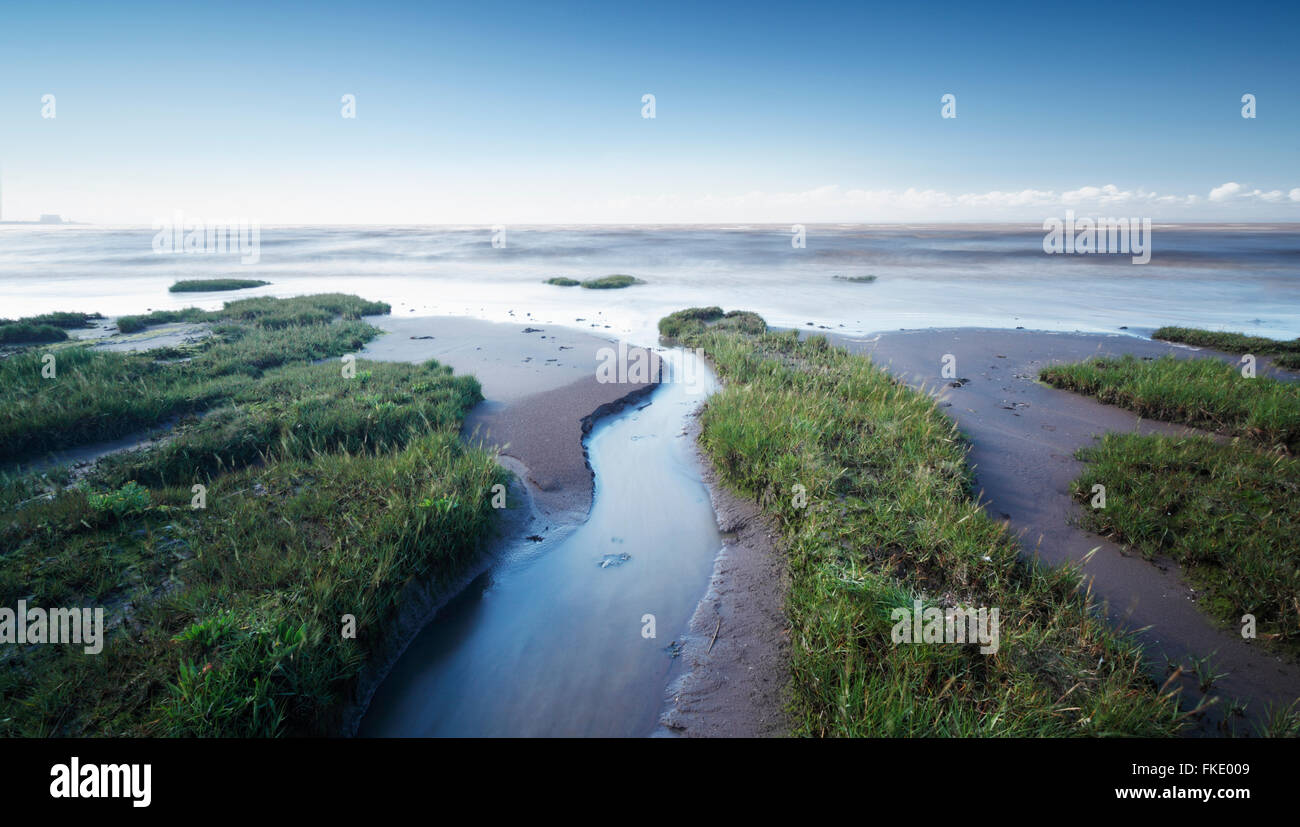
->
{"left": 1153, "top": 326, "right": 1300, "bottom": 355}
{"left": 1040, "top": 354, "right": 1300, "bottom": 452}
{"left": 114, "top": 293, "right": 386, "bottom": 334}
{"left": 581, "top": 274, "right": 642, "bottom": 289}
{"left": 2, "top": 297, "right": 391, "bottom": 463}
{"left": 0, "top": 311, "right": 104, "bottom": 345}
{"left": 832, "top": 274, "right": 877, "bottom": 283}
{"left": 1070, "top": 435, "right": 1299, "bottom": 657}
{"left": 660, "top": 308, "right": 1184, "bottom": 736}
{"left": 0, "top": 294, "right": 505, "bottom": 736}
{"left": 169, "top": 279, "right": 270, "bottom": 293}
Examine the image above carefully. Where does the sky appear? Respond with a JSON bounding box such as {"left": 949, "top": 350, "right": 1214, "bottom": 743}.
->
{"left": 1, "top": 0, "right": 1298, "bottom": 224}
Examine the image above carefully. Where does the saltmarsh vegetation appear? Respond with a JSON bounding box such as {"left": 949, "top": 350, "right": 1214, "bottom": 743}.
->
{"left": 0, "top": 312, "right": 103, "bottom": 345}
{"left": 1039, "top": 354, "right": 1300, "bottom": 451}
{"left": 1041, "top": 352, "right": 1300, "bottom": 658}
{"left": 580, "top": 274, "right": 642, "bottom": 289}
{"left": 1153, "top": 326, "right": 1300, "bottom": 370}
{"left": 660, "top": 307, "right": 1183, "bottom": 736}
{"left": 0, "top": 294, "right": 507, "bottom": 736}
{"left": 169, "top": 278, "right": 270, "bottom": 293}
{"left": 1069, "top": 434, "right": 1299, "bottom": 656}
{"left": 543, "top": 274, "right": 643, "bottom": 289}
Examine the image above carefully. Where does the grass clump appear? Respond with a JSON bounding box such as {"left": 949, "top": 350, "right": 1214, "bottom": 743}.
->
{"left": 1040, "top": 354, "right": 1300, "bottom": 451}
{"left": 658, "top": 307, "right": 765, "bottom": 340}
{"left": 1153, "top": 326, "right": 1300, "bottom": 356}
{"left": 1, "top": 311, "right": 102, "bottom": 330}
{"left": 0, "top": 323, "right": 67, "bottom": 344}
{"left": 833, "top": 274, "right": 877, "bottom": 283}
{"left": 1071, "top": 433, "right": 1300, "bottom": 655}
{"left": 665, "top": 307, "right": 1183, "bottom": 736}
{"left": 169, "top": 279, "right": 270, "bottom": 293}
{"left": 581, "top": 274, "right": 642, "bottom": 289}
{"left": 0, "top": 311, "right": 103, "bottom": 344}
{"left": 0, "top": 294, "right": 507, "bottom": 737}
{"left": 86, "top": 481, "right": 152, "bottom": 518}
{"left": 1153, "top": 326, "right": 1300, "bottom": 371}
{"left": 544, "top": 277, "right": 580, "bottom": 287}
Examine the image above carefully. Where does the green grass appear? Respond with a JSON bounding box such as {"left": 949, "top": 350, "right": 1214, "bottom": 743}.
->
{"left": 1153, "top": 326, "right": 1300, "bottom": 356}
{"left": 115, "top": 293, "right": 386, "bottom": 334}
{"left": 657, "top": 306, "right": 765, "bottom": 340}
{"left": 0, "top": 323, "right": 67, "bottom": 344}
{"left": 1, "top": 298, "right": 390, "bottom": 463}
{"left": 1071, "top": 433, "right": 1300, "bottom": 656}
{"left": 0, "top": 312, "right": 104, "bottom": 345}
{"left": 1040, "top": 354, "right": 1300, "bottom": 451}
{"left": 663, "top": 308, "right": 1184, "bottom": 737}
{"left": 0, "top": 294, "right": 506, "bottom": 736}
{"left": 1, "top": 311, "right": 103, "bottom": 329}
{"left": 169, "top": 279, "right": 270, "bottom": 293}
{"left": 543, "top": 277, "right": 580, "bottom": 287}
{"left": 580, "top": 274, "right": 642, "bottom": 289}
{"left": 1153, "top": 326, "right": 1300, "bottom": 371}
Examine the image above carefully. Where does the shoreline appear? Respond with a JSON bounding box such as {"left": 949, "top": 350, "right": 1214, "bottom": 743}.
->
{"left": 657, "top": 410, "right": 791, "bottom": 737}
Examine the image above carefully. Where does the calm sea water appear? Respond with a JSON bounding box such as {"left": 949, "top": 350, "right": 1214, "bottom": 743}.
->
{"left": 3, "top": 224, "right": 1298, "bottom": 343}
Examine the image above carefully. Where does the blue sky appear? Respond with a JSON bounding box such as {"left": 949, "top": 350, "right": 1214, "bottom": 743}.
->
{"left": 1, "top": 0, "right": 1298, "bottom": 223}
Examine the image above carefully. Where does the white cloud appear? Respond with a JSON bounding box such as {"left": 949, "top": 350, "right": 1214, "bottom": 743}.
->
{"left": 597, "top": 182, "right": 1298, "bottom": 222}
{"left": 1209, "top": 182, "right": 1242, "bottom": 201}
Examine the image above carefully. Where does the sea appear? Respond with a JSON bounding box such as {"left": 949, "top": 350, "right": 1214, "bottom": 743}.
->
{"left": 3, "top": 223, "right": 1298, "bottom": 344}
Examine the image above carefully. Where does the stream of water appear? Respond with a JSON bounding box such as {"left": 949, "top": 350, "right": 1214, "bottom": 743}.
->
{"left": 358, "top": 349, "right": 721, "bottom": 737}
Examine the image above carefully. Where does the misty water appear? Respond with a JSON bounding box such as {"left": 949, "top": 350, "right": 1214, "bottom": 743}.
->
{"left": 358, "top": 350, "right": 721, "bottom": 737}
{"left": 4, "top": 225, "right": 1299, "bottom": 344}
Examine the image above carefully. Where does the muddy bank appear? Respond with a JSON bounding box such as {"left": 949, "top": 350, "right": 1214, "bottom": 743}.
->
{"left": 831, "top": 327, "right": 1300, "bottom": 732}
{"left": 658, "top": 414, "right": 791, "bottom": 737}
{"left": 362, "top": 314, "right": 659, "bottom": 519}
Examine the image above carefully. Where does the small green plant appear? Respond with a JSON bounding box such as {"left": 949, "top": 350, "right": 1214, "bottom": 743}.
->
{"left": 87, "top": 481, "right": 152, "bottom": 517}
{"left": 544, "top": 277, "right": 580, "bottom": 286}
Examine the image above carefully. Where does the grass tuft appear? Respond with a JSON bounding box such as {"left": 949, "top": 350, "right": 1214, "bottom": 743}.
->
{"left": 169, "top": 279, "right": 270, "bottom": 293}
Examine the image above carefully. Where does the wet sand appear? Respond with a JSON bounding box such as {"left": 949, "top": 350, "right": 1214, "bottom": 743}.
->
{"left": 832, "top": 327, "right": 1300, "bottom": 731}
{"left": 361, "top": 314, "right": 660, "bottom": 518}
{"left": 658, "top": 414, "right": 792, "bottom": 737}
